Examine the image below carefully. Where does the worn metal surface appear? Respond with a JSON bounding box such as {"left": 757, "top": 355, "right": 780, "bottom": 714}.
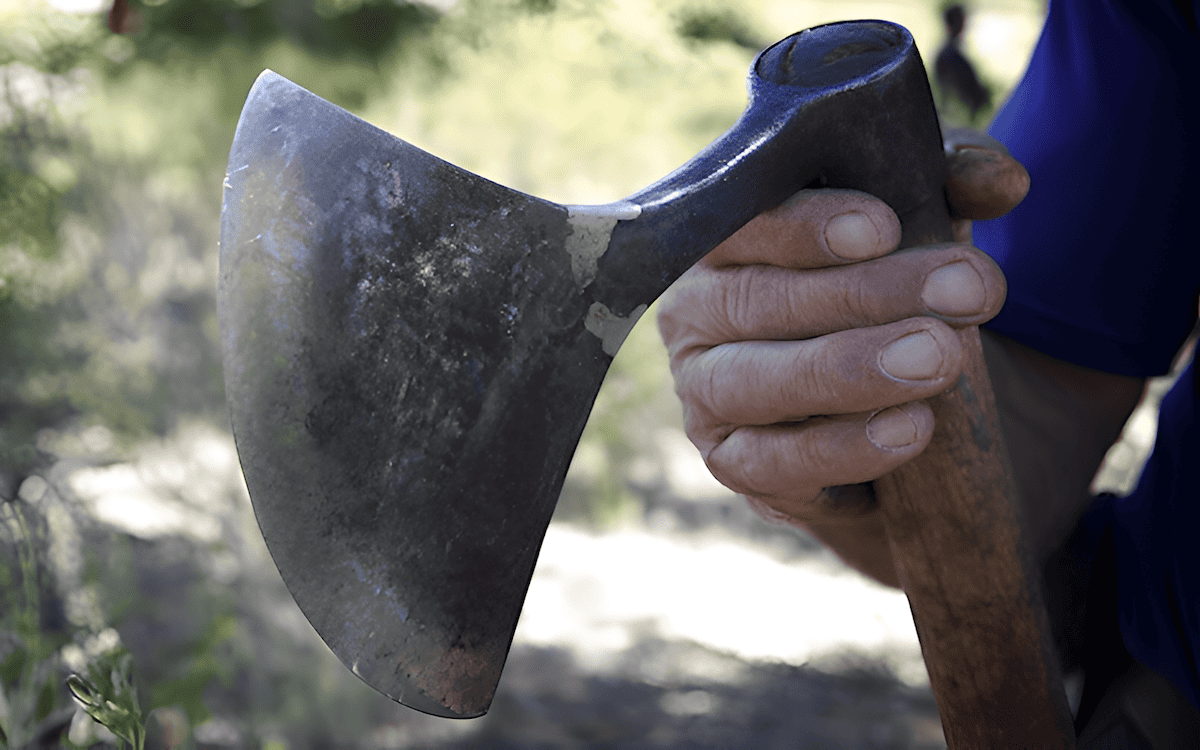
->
{"left": 219, "top": 21, "right": 950, "bottom": 718}
{"left": 220, "top": 72, "right": 594, "bottom": 716}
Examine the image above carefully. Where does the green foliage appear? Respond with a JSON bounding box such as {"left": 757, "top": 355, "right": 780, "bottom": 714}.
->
{"left": 146, "top": 614, "right": 236, "bottom": 727}
{"left": 0, "top": 165, "right": 60, "bottom": 261}
{"left": 127, "top": 0, "right": 441, "bottom": 62}
{"left": 519, "top": 0, "right": 557, "bottom": 13}
{"left": 66, "top": 648, "right": 146, "bottom": 750}
{"left": 674, "top": 6, "right": 765, "bottom": 50}
{"left": 0, "top": 505, "right": 54, "bottom": 748}
{"left": 0, "top": 499, "right": 87, "bottom": 749}
{"left": 0, "top": 19, "right": 94, "bottom": 479}
{"left": 0, "top": 642, "right": 64, "bottom": 750}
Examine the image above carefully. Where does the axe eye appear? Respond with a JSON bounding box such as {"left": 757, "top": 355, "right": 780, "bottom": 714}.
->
{"left": 757, "top": 23, "right": 903, "bottom": 89}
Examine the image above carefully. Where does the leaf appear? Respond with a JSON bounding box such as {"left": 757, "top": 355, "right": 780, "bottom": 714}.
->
{"left": 66, "top": 649, "right": 145, "bottom": 750}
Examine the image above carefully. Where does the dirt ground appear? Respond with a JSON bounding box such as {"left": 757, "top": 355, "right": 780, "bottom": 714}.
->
{"left": 371, "top": 639, "right": 946, "bottom": 750}
{"left": 345, "top": 501, "right": 949, "bottom": 750}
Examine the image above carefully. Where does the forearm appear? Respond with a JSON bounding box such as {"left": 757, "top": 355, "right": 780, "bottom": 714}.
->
{"left": 798, "top": 502, "right": 901, "bottom": 589}
{"left": 979, "top": 329, "right": 1145, "bottom": 561}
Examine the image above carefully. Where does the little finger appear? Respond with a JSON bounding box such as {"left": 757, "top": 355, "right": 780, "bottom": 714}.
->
{"left": 702, "top": 402, "right": 935, "bottom": 513}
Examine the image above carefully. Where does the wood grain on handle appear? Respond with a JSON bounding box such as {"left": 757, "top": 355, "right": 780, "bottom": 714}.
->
{"left": 874, "top": 326, "right": 1076, "bottom": 746}
{"left": 865, "top": 172, "right": 1077, "bottom": 746}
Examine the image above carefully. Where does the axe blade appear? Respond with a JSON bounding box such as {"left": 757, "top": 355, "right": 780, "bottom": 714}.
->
{"left": 220, "top": 70, "right": 601, "bottom": 717}
{"left": 220, "top": 22, "right": 953, "bottom": 719}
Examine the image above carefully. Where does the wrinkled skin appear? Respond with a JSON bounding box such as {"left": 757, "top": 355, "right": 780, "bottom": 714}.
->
{"left": 658, "top": 127, "right": 1145, "bottom": 588}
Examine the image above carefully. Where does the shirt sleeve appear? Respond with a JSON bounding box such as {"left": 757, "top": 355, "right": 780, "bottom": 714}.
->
{"left": 973, "top": 0, "right": 1200, "bottom": 377}
{"left": 1110, "top": 356, "right": 1200, "bottom": 710}
{"left": 976, "top": 0, "right": 1200, "bottom": 712}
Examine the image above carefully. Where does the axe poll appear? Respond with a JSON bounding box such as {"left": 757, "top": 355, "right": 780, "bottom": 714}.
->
{"left": 219, "top": 20, "right": 1074, "bottom": 745}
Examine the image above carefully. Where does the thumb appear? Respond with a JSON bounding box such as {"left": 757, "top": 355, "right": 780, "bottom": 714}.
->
{"left": 942, "top": 126, "right": 1030, "bottom": 221}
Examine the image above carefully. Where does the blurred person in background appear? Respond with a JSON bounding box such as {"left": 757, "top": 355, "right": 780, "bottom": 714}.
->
{"left": 934, "top": 3, "right": 992, "bottom": 124}
{"left": 658, "top": 0, "right": 1199, "bottom": 746}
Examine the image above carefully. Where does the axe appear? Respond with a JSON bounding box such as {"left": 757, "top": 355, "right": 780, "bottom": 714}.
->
{"left": 219, "top": 20, "right": 1075, "bottom": 746}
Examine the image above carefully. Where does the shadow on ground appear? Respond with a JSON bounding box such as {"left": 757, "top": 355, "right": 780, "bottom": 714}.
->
{"left": 6, "top": 424, "right": 947, "bottom": 749}
{"left": 381, "top": 639, "right": 945, "bottom": 750}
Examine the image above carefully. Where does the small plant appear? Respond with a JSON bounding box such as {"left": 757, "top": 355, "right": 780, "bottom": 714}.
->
{"left": 2, "top": 493, "right": 150, "bottom": 750}
{"left": 0, "top": 498, "right": 73, "bottom": 749}
{"left": 0, "top": 635, "right": 66, "bottom": 750}
{"left": 66, "top": 647, "right": 146, "bottom": 750}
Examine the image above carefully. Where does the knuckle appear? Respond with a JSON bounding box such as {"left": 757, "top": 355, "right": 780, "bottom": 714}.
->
{"left": 825, "top": 266, "right": 878, "bottom": 330}
{"left": 657, "top": 277, "right": 725, "bottom": 365}
{"left": 676, "top": 355, "right": 733, "bottom": 441}
{"left": 681, "top": 408, "right": 721, "bottom": 452}
{"left": 675, "top": 350, "right": 717, "bottom": 409}
{"left": 705, "top": 430, "right": 767, "bottom": 496}
{"left": 721, "top": 268, "right": 761, "bottom": 338}
{"left": 788, "top": 331, "right": 868, "bottom": 411}
{"left": 788, "top": 423, "right": 845, "bottom": 480}
{"left": 656, "top": 289, "right": 696, "bottom": 359}
{"left": 708, "top": 424, "right": 818, "bottom": 499}
{"left": 850, "top": 271, "right": 875, "bottom": 326}
{"left": 784, "top": 341, "right": 839, "bottom": 410}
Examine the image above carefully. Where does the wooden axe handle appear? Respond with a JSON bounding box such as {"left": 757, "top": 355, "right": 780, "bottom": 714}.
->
{"left": 874, "top": 324, "right": 1077, "bottom": 746}
{"left": 752, "top": 28, "right": 1076, "bottom": 739}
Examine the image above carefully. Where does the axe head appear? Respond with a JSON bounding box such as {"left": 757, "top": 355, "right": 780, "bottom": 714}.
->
{"left": 220, "top": 20, "right": 947, "bottom": 718}
{"left": 220, "top": 70, "right": 598, "bottom": 717}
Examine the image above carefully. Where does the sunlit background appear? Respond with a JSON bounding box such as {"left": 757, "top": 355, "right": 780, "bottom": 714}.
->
{"left": 3, "top": 0, "right": 1174, "bottom": 747}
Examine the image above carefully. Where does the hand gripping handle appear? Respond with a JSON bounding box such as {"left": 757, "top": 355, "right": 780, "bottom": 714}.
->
{"left": 758, "top": 22, "right": 1077, "bottom": 749}
{"left": 612, "top": 20, "right": 1077, "bottom": 746}
{"left": 600, "top": 22, "right": 1076, "bottom": 743}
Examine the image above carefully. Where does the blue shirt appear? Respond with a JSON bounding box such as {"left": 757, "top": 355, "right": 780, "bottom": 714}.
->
{"left": 974, "top": 0, "right": 1200, "bottom": 709}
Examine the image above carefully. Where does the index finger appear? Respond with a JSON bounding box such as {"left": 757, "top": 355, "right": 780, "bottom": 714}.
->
{"left": 702, "top": 188, "right": 901, "bottom": 270}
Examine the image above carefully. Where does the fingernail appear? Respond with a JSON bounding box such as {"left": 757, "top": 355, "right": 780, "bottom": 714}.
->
{"left": 922, "top": 261, "right": 986, "bottom": 316}
{"left": 825, "top": 211, "right": 881, "bottom": 260}
{"left": 866, "top": 407, "right": 918, "bottom": 448}
{"left": 879, "top": 330, "right": 943, "bottom": 380}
